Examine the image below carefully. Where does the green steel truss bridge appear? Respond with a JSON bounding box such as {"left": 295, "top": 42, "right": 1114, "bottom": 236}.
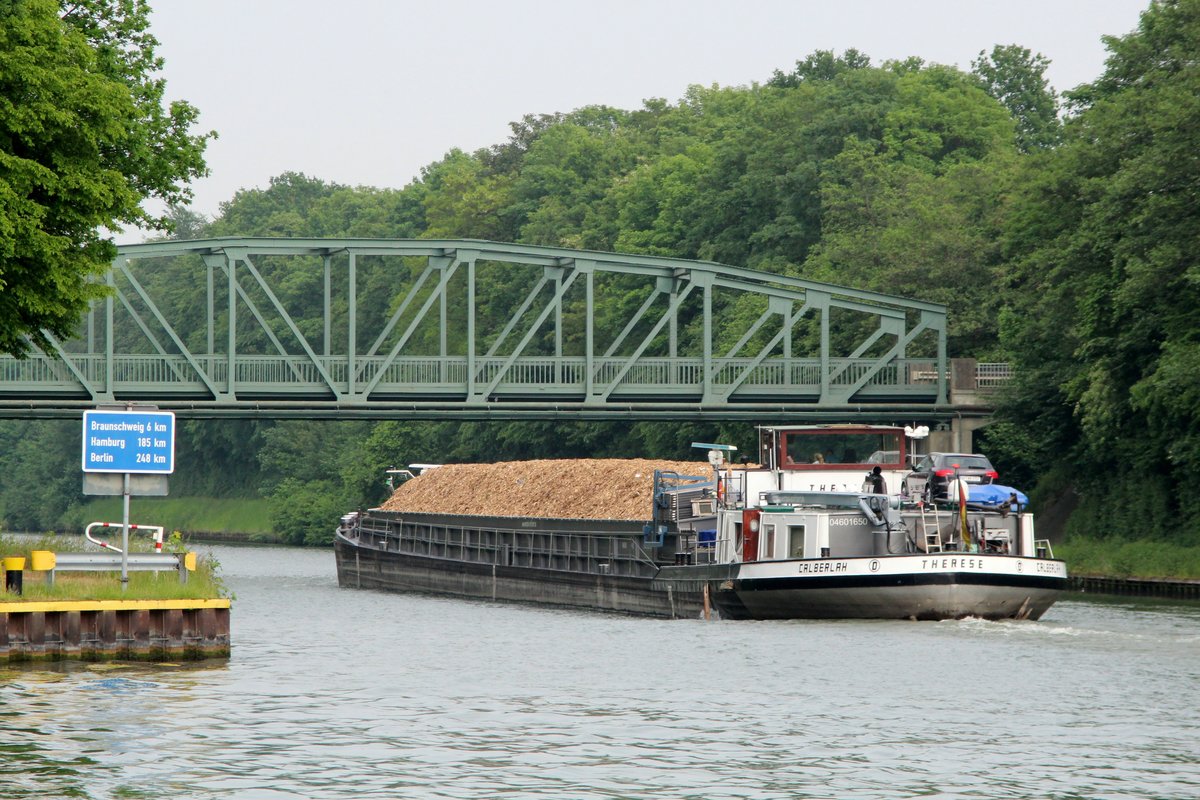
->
{"left": 0, "top": 238, "right": 950, "bottom": 420}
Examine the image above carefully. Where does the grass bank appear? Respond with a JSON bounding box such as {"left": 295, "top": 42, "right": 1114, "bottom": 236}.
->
{"left": 0, "top": 534, "right": 229, "bottom": 601}
{"left": 1055, "top": 538, "right": 1200, "bottom": 580}
{"left": 58, "top": 496, "right": 276, "bottom": 542}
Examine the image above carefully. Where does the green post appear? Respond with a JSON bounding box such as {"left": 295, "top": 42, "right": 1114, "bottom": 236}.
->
{"left": 467, "top": 256, "right": 476, "bottom": 399}
{"left": 585, "top": 266, "right": 594, "bottom": 400}
{"left": 702, "top": 276, "right": 712, "bottom": 402}
{"left": 227, "top": 254, "right": 236, "bottom": 396}
{"left": 323, "top": 254, "right": 332, "bottom": 358}
{"left": 105, "top": 266, "right": 114, "bottom": 397}
{"left": 348, "top": 252, "right": 356, "bottom": 397}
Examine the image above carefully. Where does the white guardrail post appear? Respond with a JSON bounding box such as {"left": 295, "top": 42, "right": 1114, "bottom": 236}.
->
{"left": 84, "top": 521, "right": 165, "bottom": 554}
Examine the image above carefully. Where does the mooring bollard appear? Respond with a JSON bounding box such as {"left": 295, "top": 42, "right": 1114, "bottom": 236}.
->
{"left": 30, "top": 551, "right": 56, "bottom": 587}
{"left": 2, "top": 557, "right": 25, "bottom": 595}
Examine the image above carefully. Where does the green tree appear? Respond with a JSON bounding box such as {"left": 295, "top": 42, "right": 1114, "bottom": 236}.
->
{"left": 0, "top": 0, "right": 212, "bottom": 356}
{"left": 514, "top": 117, "right": 639, "bottom": 247}
{"left": 0, "top": 420, "right": 81, "bottom": 531}
{"left": 419, "top": 150, "right": 516, "bottom": 240}
{"left": 768, "top": 48, "right": 873, "bottom": 86}
{"left": 971, "top": 44, "right": 1061, "bottom": 152}
{"left": 212, "top": 172, "right": 335, "bottom": 237}
{"left": 5, "top": 42, "right": 1080, "bottom": 544}
{"left": 268, "top": 477, "right": 348, "bottom": 546}
{"left": 996, "top": 0, "right": 1200, "bottom": 539}
{"left": 788, "top": 65, "right": 1019, "bottom": 356}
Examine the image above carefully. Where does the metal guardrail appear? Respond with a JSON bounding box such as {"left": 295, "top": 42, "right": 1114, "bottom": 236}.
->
{"left": 32, "top": 549, "right": 196, "bottom": 585}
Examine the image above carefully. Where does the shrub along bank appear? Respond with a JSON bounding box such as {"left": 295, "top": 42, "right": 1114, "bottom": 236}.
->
{"left": 1054, "top": 538, "right": 1200, "bottom": 581}
{"left": 55, "top": 497, "right": 276, "bottom": 542}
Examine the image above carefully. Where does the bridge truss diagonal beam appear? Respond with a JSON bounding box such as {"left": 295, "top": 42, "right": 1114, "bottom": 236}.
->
{"left": 116, "top": 258, "right": 223, "bottom": 398}
{"left": 595, "top": 279, "right": 697, "bottom": 403}
{"left": 475, "top": 264, "right": 581, "bottom": 402}
{"left": 362, "top": 256, "right": 465, "bottom": 398}
{"left": 237, "top": 253, "right": 340, "bottom": 395}
{"left": 0, "top": 237, "right": 950, "bottom": 420}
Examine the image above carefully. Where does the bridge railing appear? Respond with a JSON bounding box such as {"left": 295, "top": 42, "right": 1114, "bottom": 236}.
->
{"left": 1, "top": 352, "right": 998, "bottom": 401}
{"left": 976, "top": 363, "right": 1013, "bottom": 388}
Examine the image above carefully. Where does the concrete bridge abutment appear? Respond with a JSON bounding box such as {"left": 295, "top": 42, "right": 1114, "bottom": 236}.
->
{"left": 923, "top": 358, "right": 999, "bottom": 454}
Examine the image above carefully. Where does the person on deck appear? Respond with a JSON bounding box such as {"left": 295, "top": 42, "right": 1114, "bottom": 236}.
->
{"left": 866, "top": 466, "right": 886, "bottom": 494}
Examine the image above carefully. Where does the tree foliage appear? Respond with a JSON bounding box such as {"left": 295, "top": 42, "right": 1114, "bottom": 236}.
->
{"left": 0, "top": 0, "right": 211, "bottom": 356}
{"left": 7, "top": 16, "right": 1197, "bottom": 550}
{"left": 994, "top": 0, "right": 1200, "bottom": 540}
{"left": 971, "top": 44, "right": 1061, "bottom": 152}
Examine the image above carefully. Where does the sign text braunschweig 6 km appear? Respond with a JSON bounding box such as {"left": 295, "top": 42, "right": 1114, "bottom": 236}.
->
{"left": 82, "top": 409, "right": 176, "bottom": 474}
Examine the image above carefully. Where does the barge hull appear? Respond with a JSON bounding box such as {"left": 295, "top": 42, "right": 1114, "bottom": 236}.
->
{"left": 335, "top": 535, "right": 712, "bottom": 619}
{"left": 719, "top": 578, "right": 1062, "bottom": 620}
{"left": 336, "top": 534, "right": 1066, "bottom": 621}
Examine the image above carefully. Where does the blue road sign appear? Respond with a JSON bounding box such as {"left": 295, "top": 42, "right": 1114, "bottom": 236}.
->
{"left": 82, "top": 410, "right": 176, "bottom": 474}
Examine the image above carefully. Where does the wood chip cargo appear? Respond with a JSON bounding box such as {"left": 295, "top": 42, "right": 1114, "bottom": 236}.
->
{"left": 378, "top": 459, "right": 711, "bottom": 520}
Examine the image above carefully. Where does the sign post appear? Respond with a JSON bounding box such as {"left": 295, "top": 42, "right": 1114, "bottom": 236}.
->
{"left": 82, "top": 407, "right": 175, "bottom": 590}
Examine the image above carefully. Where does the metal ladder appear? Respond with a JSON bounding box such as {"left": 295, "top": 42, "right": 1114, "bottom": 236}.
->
{"left": 919, "top": 503, "right": 943, "bottom": 553}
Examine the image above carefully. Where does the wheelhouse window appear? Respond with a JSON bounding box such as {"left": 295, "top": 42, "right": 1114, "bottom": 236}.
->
{"left": 780, "top": 429, "right": 905, "bottom": 470}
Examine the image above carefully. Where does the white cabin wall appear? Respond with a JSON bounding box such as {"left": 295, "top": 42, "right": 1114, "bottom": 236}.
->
{"left": 739, "top": 467, "right": 909, "bottom": 504}
{"left": 716, "top": 513, "right": 742, "bottom": 563}
{"left": 778, "top": 469, "right": 906, "bottom": 494}
{"left": 812, "top": 516, "right": 828, "bottom": 558}
{"left": 1020, "top": 513, "right": 1035, "bottom": 556}
{"left": 751, "top": 513, "right": 825, "bottom": 560}
{"left": 779, "top": 470, "right": 857, "bottom": 493}
{"left": 742, "top": 470, "right": 779, "bottom": 506}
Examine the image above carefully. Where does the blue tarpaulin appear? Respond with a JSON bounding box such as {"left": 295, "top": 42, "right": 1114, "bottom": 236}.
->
{"left": 968, "top": 483, "right": 1028, "bottom": 510}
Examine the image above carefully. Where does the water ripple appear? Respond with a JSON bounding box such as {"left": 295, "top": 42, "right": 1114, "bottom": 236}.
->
{"left": 2, "top": 546, "right": 1198, "bottom": 798}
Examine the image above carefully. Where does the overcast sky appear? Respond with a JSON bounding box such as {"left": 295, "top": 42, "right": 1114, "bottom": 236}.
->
{"left": 148, "top": 0, "right": 1149, "bottom": 223}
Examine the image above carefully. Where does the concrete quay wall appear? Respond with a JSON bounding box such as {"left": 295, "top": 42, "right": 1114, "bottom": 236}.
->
{"left": 1068, "top": 575, "right": 1200, "bottom": 601}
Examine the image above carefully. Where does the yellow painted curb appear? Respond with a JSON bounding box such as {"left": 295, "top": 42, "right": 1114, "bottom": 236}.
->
{"left": 0, "top": 598, "right": 231, "bottom": 613}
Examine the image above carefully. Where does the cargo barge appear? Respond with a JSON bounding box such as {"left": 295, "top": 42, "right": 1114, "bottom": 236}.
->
{"left": 335, "top": 425, "right": 1068, "bottom": 620}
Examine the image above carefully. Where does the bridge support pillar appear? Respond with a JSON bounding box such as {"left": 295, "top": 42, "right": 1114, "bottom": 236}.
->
{"left": 928, "top": 416, "right": 990, "bottom": 454}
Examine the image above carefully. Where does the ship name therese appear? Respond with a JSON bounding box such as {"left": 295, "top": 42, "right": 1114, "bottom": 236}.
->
{"left": 921, "top": 557, "right": 986, "bottom": 570}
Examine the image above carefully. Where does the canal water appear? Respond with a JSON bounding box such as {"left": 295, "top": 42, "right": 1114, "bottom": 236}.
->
{"left": 2, "top": 544, "right": 1198, "bottom": 800}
